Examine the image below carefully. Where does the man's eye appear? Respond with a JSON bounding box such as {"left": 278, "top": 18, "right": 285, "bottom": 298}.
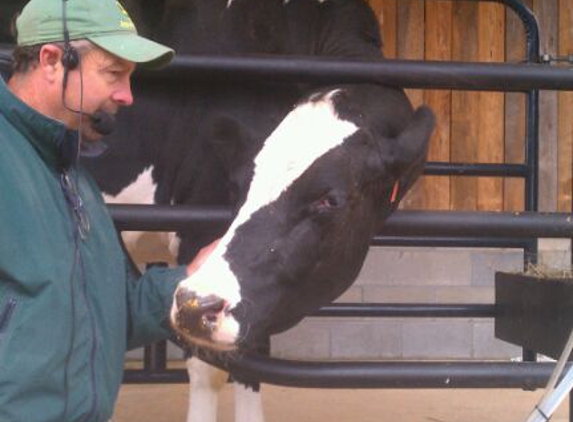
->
{"left": 105, "top": 68, "right": 125, "bottom": 79}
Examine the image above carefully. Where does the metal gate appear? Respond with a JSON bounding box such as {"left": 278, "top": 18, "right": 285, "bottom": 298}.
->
{"left": 3, "top": 0, "right": 568, "bottom": 417}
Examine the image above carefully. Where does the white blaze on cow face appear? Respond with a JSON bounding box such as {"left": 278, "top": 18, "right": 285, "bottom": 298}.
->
{"left": 229, "top": 90, "right": 358, "bottom": 233}
{"left": 172, "top": 90, "right": 358, "bottom": 350}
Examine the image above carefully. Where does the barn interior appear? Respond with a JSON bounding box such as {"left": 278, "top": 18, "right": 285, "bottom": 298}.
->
{"left": 1, "top": 0, "right": 573, "bottom": 420}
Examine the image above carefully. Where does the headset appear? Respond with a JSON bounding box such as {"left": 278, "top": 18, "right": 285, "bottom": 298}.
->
{"left": 60, "top": 0, "right": 115, "bottom": 137}
{"left": 61, "top": 0, "right": 79, "bottom": 72}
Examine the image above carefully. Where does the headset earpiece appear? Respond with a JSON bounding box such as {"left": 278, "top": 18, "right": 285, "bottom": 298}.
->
{"left": 61, "top": 0, "right": 78, "bottom": 71}
{"left": 62, "top": 45, "right": 79, "bottom": 70}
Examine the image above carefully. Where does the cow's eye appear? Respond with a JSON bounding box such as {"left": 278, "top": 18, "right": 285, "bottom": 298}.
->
{"left": 312, "top": 190, "right": 346, "bottom": 213}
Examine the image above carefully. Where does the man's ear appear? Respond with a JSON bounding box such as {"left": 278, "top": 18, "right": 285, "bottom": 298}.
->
{"left": 38, "top": 44, "right": 64, "bottom": 83}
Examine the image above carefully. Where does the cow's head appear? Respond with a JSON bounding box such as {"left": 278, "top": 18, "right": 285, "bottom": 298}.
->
{"left": 171, "top": 85, "right": 435, "bottom": 351}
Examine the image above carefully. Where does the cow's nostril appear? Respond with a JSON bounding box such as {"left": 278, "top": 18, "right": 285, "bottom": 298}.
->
{"left": 174, "top": 289, "right": 229, "bottom": 335}
{"left": 176, "top": 288, "right": 198, "bottom": 310}
{"left": 204, "top": 313, "right": 218, "bottom": 323}
{"left": 199, "top": 296, "right": 226, "bottom": 314}
{"left": 176, "top": 288, "right": 226, "bottom": 313}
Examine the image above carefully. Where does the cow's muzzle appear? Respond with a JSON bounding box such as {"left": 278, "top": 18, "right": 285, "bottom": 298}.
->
{"left": 171, "top": 287, "right": 238, "bottom": 350}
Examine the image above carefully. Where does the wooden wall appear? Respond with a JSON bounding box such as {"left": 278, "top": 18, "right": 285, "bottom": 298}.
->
{"left": 366, "top": 0, "right": 573, "bottom": 213}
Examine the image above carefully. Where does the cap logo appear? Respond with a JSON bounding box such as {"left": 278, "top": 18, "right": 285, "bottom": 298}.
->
{"left": 116, "top": 1, "right": 135, "bottom": 30}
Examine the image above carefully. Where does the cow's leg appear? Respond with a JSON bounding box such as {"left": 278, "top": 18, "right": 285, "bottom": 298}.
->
{"left": 234, "top": 382, "right": 264, "bottom": 422}
{"left": 186, "top": 357, "right": 228, "bottom": 422}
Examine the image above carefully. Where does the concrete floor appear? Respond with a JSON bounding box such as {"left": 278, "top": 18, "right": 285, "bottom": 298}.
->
{"left": 113, "top": 382, "right": 570, "bottom": 422}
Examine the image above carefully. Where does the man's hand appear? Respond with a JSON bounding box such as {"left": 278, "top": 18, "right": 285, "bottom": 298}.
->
{"left": 186, "top": 239, "right": 220, "bottom": 276}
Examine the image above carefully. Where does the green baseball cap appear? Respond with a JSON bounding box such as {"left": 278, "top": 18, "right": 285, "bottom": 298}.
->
{"left": 16, "top": 0, "right": 175, "bottom": 69}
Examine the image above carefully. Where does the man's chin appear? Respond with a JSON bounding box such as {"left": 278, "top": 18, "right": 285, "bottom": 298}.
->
{"left": 81, "top": 132, "right": 104, "bottom": 143}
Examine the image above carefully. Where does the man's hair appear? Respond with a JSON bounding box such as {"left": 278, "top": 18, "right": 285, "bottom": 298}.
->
{"left": 11, "top": 44, "right": 43, "bottom": 73}
{"left": 11, "top": 40, "right": 94, "bottom": 74}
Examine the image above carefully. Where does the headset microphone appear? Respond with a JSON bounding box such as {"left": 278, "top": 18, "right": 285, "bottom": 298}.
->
{"left": 61, "top": 0, "right": 115, "bottom": 137}
{"left": 62, "top": 102, "right": 116, "bottom": 136}
{"left": 89, "top": 110, "right": 115, "bottom": 136}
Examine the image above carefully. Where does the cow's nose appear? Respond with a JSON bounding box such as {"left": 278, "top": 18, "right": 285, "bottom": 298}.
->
{"left": 174, "top": 288, "right": 228, "bottom": 334}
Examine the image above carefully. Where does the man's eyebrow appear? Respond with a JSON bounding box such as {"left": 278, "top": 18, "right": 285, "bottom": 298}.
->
{"left": 102, "top": 61, "right": 127, "bottom": 70}
{"left": 100, "top": 60, "right": 133, "bottom": 73}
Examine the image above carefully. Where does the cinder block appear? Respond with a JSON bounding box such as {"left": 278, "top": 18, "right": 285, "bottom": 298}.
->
{"left": 435, "top": 287, "right": 494, "bottom": 304}
{"left": 471, "top": 249, "right": 523, "bottom": 286}
{"left": 167, "top": 341, "right": 186, "bottom": 359}
{"left": 126, "top": 348, "right": 143, "bottom": 361}
{"left": 357, "top": 247, "right": 473, "bottom": 287}
{"left": 473, "top": 321, "right": 521, "bottom": 359}
{"left": 363, "top": 286, "right": 437, "bottom": 303}
{"left": 330, "top": 320, "right": 402, "bottom": 359}
{"left": 402, "top": 320, "right": 473, "bottom": 359}
{"left": 334, "top": 286, "right": 363, "bottom": 303}
{"left": 271, "top": 319, "right": 331, "bottom": 359}
{"left": 538, "top": 239, "right": 572, "bottom": 271}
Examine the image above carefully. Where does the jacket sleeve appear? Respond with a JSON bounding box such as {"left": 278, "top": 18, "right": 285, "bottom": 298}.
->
{"left": 124, "top": 257, "right": 187, "bottom": 350}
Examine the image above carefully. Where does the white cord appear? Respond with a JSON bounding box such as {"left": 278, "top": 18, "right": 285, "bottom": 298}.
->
{"left": 524, "top": 328, "right": 573, "bottom": 422}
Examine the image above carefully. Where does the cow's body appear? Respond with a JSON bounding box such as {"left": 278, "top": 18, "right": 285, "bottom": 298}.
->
{"left": 83, "top": 0, "right": 385, "bottom": 263}
{"left": 79, "top": 1, "right": 435, "bottom": 422}
{"left": 170, "top": 84, "right": 433, "bottom": 422}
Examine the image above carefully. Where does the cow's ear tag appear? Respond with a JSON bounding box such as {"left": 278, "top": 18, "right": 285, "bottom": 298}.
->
{"left": 390, "top": 180, "right": 400, "bottom": 204}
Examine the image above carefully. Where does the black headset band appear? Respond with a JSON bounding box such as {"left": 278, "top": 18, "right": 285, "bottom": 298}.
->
{"left": 61, "top": 0, "right": 79, "bottom": 71}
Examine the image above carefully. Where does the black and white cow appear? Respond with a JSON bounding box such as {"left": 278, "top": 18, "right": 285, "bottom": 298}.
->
{"left": 80, "top": 1, "right": 435, "bottom": 421}
{"left": 170, "top": 84, "right": 433, "bottom": 422}
{"left": 84, "top": 0, "right": 389, "bottom": 263}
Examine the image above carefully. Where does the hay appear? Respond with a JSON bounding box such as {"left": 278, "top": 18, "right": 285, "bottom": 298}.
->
{"left": 523, "top": 263, "right": 573, "bottom": 280}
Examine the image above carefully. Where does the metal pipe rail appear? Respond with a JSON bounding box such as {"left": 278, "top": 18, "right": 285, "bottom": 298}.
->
{"left": 314, "top": 303, "right": 496, "bottom": 318}
{"left": 202, "top": 356, "right": 568, "bottom": 390}
{"left": 3, "top": 48, "right": 571, "bottom": 93}
{"left": 131, "top": 56, "right": 573, "bottom": 92}
{"left": 109, "top": 205, "right": 573, "bottom": 239}
{"left": 425, "top": 162, "right": 529, "bottom": 177}
{"left": 124, "top": 357, "right": 566, "bottom": 390}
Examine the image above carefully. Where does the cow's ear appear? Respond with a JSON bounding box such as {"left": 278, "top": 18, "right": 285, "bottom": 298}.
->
{"left": 366, "top": 107, "right": 435, "bottom": 206}
{"left": 385, "top": 106, "right": 435, "bottom": 202}
{"left": 363, "top": 106, "right": 434, "bottom": 192}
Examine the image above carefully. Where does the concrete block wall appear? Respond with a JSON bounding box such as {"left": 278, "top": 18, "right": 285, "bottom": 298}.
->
{"left": 271, "top": 246, "right": 527, "bottom": 361}
{"left": 126, "top": 241, "right": 571, "bottom": 362}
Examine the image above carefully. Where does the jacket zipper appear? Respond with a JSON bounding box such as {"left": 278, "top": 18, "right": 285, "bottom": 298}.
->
{"left": 0, "top": 298, "right": 16, "bottom": 337}
{"left": 60, "top": 167, "right": 98, "bottom": 421}
{"left": 80, "top": 255, "right": 99, "bottom": 421}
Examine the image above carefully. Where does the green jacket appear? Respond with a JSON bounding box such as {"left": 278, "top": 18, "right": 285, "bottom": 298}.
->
{"left": 0, "top": 77, "right": 187, "bottom": 422}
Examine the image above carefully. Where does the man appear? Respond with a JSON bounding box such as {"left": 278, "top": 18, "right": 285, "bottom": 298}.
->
{"left": 0, "top": 0, "right": 207, "bottom": 421}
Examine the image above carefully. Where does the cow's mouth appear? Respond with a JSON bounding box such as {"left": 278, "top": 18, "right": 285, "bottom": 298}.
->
{"left": 170, "top": 288, "right": 240, "bottom": 351}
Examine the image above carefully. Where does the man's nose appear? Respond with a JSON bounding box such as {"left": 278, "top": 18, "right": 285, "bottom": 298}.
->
{"left": 113, "top": 81, "right": 134, "bottom": 107}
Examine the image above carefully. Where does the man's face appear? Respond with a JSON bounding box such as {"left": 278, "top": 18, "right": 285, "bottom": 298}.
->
{"left": 63, "top": 46, "right": 136, "bottom": 141}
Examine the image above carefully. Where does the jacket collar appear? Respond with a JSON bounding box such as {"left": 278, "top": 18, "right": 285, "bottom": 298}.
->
{"left": 0, "top": 75, "right": 80, "bottom": 171}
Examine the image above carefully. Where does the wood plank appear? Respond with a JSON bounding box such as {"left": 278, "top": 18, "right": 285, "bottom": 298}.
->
{"left": 534, "top": 0, "right": 559, "bottom": 212}
{"left": 503, "top": 0, "right": 530, "bottom": 212}
{"left": 477, "top": 3, "right": 505, "bottom": 211}
{"left": 451, "top": 2, "right": 479, "bottom": 211}
{"left": 367, "top": 0, "right": 397, "bottom": 58}
{"left": 558, "top": 0, "right": 573, "bottom": 212}
{"left": 422, "top": 0, "right": 452, "bottom": 210}
{"left": 396, "top": 0, "right": 426, "bottom": 209}
{"left": 397, "top": 0, "right": 425, "bottom": 108}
